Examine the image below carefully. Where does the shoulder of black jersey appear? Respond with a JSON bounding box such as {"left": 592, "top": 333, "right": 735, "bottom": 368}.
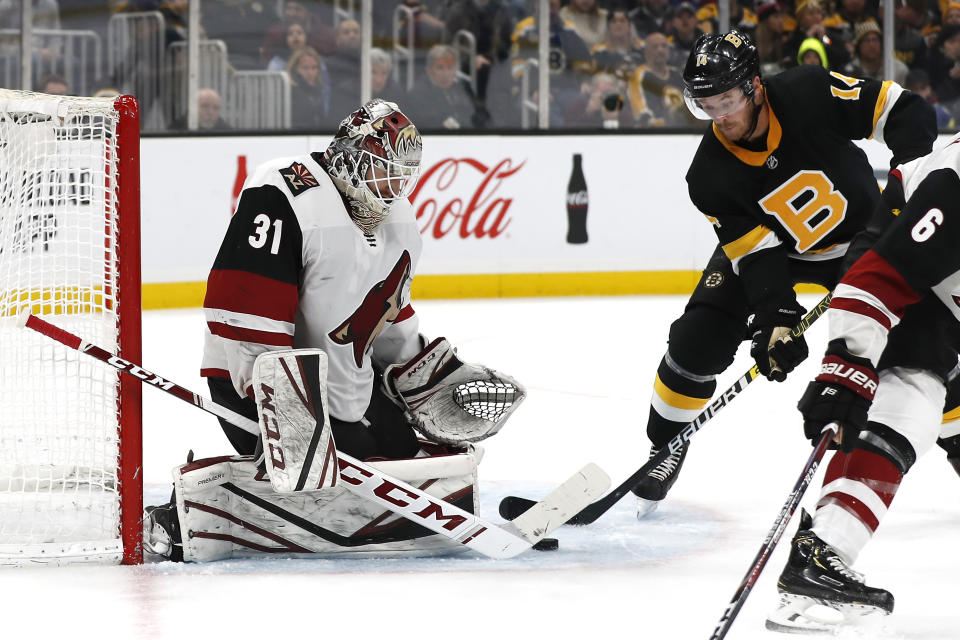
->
{"left": 764, "top": 64, "right": 831, "bottom": 112}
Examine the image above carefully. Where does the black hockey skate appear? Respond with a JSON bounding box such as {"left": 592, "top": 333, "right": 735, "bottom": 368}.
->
{"left": 937, "top": 435, "right": 960, "bottom": 479}
{"left": 766, "top": 510, "right": 893, "bottom": 634}
{"left": 632, "top": 444, "right": 688, "bottom": 519}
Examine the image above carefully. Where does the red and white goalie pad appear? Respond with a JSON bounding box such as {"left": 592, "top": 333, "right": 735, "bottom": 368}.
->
{"left": 384, "top": 338, "right": 526, "bottom": 444}
{"left": 171, "top": 444, "right": 481, "bottom": 561}
{"left": 252, "top": 349, "right": 339, "bottom": 493}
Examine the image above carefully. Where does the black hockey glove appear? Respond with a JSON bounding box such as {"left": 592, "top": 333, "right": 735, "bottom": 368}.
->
{"left": 797, "top": 340, "right": 878, "bottom": 452}
{"left": 748, "top": 304, "right": 808, "bottom": 382}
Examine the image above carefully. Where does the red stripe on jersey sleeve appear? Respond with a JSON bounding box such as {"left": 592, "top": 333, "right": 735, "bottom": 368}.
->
{"left": 200, "top": 368, "right": 231, "bottom": 379}
{"left": 838, "top": 250, "right": 921, "bottom": 319}
{"left": 830, "top": 297, "right": 894, "bottom": 330}
{"left": 205, "top": 269, "right": 299, "bottom": 322}
{"left": 208, "top": 321, "right": 294, "bottom": 347}
{"left": 394, "top": 304, "right": 415, "bottom": 323}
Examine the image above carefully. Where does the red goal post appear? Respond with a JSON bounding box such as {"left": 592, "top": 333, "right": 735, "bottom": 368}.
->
{"left": 0, "top": 90, "right": 142, "bottom": 565}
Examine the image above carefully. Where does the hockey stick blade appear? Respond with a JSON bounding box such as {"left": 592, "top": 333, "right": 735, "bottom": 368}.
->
{"left": 498, "top": 293, "right": 833, "bottom": 526}
{"left": 19, "top": 312, "right": 607, "bottom": 560}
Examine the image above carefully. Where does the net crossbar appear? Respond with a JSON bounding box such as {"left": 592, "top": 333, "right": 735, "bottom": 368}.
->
{"left": 0, "top": 89, "right": 141, "bottom": 566}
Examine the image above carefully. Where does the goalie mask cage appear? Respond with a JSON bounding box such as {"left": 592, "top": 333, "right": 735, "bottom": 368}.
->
{"left": 0, "top": 90, "right": 142, "bottom": 565}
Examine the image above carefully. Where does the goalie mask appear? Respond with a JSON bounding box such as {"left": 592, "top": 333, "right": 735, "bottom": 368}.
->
{"left": 324, "top": 99, "right": 423, "bottom": 232}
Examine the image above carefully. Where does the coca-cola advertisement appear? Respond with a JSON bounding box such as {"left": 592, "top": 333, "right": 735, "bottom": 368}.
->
{"left": 138, "top": 133, "right": 727, "bottom": 291}
{"left": 409, "top": 157, "right": 522, "bottom": 241}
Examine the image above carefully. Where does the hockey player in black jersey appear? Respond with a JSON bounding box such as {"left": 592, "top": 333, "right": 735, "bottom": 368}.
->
{"left": 633, "top": 29, "right": 938, "bottom": 517}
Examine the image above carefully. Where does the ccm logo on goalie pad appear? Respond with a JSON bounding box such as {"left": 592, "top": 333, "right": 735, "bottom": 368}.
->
{"left": 338, "top": 459, "right": 473, "bottom": 534}
{"left": 257, "top": 383, "right": 287, "bottom": 471}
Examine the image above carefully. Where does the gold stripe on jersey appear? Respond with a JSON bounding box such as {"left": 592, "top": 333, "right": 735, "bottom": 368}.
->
{"left": 944, "top": 405, "right": 960, "bottom": 424}
{"left": 654, "top": 374, "right": 710, "bottom": 410}
{"left": 712, "top": 92, "right": 783, "bottom": 166}
{"left": 722, "top": 225, "right": 775, "bottom": 262}
{"left": 871, "top": 81, "right": 893, "bottom": 139}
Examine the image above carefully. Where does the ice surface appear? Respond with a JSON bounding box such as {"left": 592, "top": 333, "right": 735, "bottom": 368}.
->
{"left": 2, "top": 295, "right": 956, "bottom": 640}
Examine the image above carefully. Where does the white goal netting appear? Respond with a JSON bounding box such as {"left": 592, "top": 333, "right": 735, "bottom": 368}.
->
{"left": 0, "top": 90, "right": 140, "bottom": 565}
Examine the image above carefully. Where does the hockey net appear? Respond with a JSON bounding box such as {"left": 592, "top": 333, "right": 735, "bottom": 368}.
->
{"left": 0, "top": 90, "right": 142, "bottom": 565}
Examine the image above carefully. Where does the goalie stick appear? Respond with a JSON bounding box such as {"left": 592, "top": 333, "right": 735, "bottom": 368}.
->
{"left": 499, "top": 292, "right": 833, "bottom": 525}
{"left": 19, "top": 312, "right": 610, "bottom": 560}
{"left": 708, "top": 424, "right": 837, "bottom": 640}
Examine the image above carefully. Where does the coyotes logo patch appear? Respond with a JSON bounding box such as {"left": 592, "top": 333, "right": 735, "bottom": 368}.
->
{"left": 329, "top": 251, "right": 412, "bottom": 367}
{"left": 280, "top": 162, "right": 319, "bottom": 196}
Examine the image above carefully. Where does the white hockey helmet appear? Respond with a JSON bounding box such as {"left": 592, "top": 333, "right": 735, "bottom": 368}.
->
{"left": 323, "top": 99, "right": 422, "bottom": 232}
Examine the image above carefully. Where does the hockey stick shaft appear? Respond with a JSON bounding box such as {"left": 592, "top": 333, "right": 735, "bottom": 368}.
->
{"left": 500, "top": 292, "right": 833, "bottom": 525}
{"left": 708, "top": 424, "right": 837, "bottom": 640}
{"left": 20, "top": 312, "right": 608, "bottom": 559}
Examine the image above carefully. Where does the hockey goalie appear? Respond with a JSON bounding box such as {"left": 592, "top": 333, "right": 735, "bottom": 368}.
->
{"left": 143, "top": 100, "right": 525, "bottom": 561}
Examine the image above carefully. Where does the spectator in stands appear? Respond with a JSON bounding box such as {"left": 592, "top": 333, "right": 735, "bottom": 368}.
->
{"left": 409, "top": 43, "right": 476, "bottom": 129}
{"left": 754, "top": 0, "right": 789, "bottom": 76}
{"left": 560, "top": 0, "right": 609, "bottom": 50}
{"left": 205, "top": 0, "right": 275, "bottom": 70}
{"left": 592, "top": 6, "right": 644, "bottom": 82}
{"left": 904, "top": 68, "right": 955, "bottom": 128}
{"left": 833, "top": 0, "right": 877, "bottom": 39}
{"left": 266, "top": 21, "right": 309, "bottom": 71}
{"left": 396, "top": 0, "right": 446, "bottom": 49}
{"left": 945, "top": 2, "right": 960, "bottom": 28}
{"left": 330, "top": 47, "right": 406, "bottom": 121}
{"left": 894, "top": 0, "right": 930, "bottom": 72}
{"left": 563, "top": 71, "right": 635, "bottom": 127}
{"left": 784, "top": 0, "right": 849, "bottom": 71}
{"left": 797, "top": 36, "right": 829, "bottom": 67}
{"left": 262, "top": 0, "right": 336, "bottom": 63}
{"left": 510, "top": 0, "right": 592, "bottom": 126}
{"left": 39, "top": 73, "right": 68, "bottom": 95}
{"left": 928, "top": 24, "right": 960, "bottom": 112}
{"left": 666, "top": 1, "right": 704, "bottom": 67}
{"left": 695, "top": 0, "right": 757, "bottom": 39}
{"left": 288, "top": 46, "right": 334, "bottom": 130}
{"left": 628, "top": 0, "right": 670, "bottom": 38}
{"left": 442, "top": 0, "right": 515, "bottom": 127}
{"left": 849, "top": 20, "right": 909, "bottom": 84}
{"left": 326, "top": 18, "right": 362, "bottom": 88}
{"left": 627, "top": 31, "right": 691, "bottom": 126}
{"left": 196, "top": 88, "right": 231, "bottom": 130}
{"left": 0, "top": 0, "right": 62, "bottom": 72}
{"left": 171, "top": 87, "right": 232, "bottom": 130}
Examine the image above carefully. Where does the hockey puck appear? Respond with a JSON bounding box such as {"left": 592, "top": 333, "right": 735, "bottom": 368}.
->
{"left": 532, "top": 537, "right": 559, "bottom": 551}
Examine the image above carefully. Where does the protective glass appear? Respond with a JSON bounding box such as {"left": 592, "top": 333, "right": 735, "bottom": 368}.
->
{"left": 684, "top": 86, "right": 752, "bottom": 121}
{"left": 357, "top": 150, "right": 421, "bottom": 204}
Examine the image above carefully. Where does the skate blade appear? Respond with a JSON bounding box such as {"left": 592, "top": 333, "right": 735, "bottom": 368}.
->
{"left": 636, "top": 497, "right": 659, "bottom": 520}
{"left": 765, "top": 594, "right": 889, "bottom": 635}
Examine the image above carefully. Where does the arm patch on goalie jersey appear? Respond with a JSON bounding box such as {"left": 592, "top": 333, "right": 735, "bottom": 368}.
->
{"left": 280, "top": 162, "right": 320, "bottom": 196}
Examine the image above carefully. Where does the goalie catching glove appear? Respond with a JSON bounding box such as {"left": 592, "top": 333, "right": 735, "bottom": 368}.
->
{"left": 384, "top": 337, "right": 526, "bottom": 444}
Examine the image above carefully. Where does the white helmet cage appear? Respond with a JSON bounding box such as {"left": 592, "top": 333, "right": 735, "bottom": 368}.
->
{"left": 324, "top": 99, "right": 423, "bottom": 231}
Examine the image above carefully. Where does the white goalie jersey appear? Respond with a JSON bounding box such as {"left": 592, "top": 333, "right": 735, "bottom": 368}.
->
{"left": 201, "top": 151, "right": 424, "bottom": 421}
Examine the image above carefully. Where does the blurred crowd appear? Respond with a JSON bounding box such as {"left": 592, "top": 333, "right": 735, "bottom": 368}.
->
{"left": 4, "top": 0, "right": 959, "bottom": 131}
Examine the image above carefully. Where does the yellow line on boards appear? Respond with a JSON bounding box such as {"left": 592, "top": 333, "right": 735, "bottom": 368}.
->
{"left": 141, "top": 273, "right": 828, "bottom": 310}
